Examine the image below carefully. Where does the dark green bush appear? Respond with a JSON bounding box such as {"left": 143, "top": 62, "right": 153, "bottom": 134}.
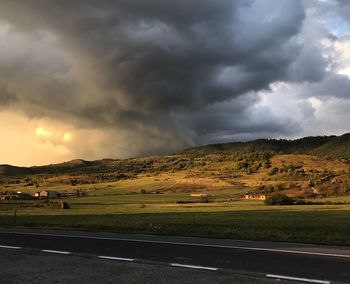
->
{"left": 265, "top": 193, "right": 295, "bottom": 205}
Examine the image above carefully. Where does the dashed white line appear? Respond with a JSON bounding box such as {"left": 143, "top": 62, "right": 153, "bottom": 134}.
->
{"left": 42, "top": 249, "right": 71, "bottom": 255}
{"left": 98, "top": 256, "right": 135, "bottom": 262}
{"left": 0, "top": 242, "right": 338, "bottom": 283}
{"left": 171, "top": 263, "right": 218, "bottom": 271}
{"left": 0, "top": 245, "right": 21, "bottom": 249}
{"left": 266, "top": 274, "right": 331, "bottom": 284}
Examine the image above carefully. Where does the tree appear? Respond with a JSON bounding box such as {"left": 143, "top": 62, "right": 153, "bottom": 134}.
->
{"left": 265, "top": 193, "right": 295, "bottom": 205}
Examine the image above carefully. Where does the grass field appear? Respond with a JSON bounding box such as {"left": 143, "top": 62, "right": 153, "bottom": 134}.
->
{"left": 1, "top": 154, "right": 350, "bottom": 246}
{"left": 1, "top": 189, "right": 350, "bottom": 246}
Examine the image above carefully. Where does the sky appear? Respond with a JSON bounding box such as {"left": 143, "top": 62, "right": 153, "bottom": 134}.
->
{"left": 0, "top": 0, "right": 350, "bottom": 166}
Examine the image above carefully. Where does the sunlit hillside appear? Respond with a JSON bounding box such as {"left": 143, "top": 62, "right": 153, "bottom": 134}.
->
{"left": 1, "top": 133, "right": 350, "bottom": 199}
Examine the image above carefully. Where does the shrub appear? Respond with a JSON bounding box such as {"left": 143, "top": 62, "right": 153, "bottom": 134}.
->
{"left": 268, "top": 167, "right": 279, "bottom": 176}
{"left": 200, "top": 196, "right": 209, "bottom": 203}
{"left": 265, "top": 193, "right": 295, "bottom": 205}
{"left": 176, "top": 200, "right": 195, "bottom": 204}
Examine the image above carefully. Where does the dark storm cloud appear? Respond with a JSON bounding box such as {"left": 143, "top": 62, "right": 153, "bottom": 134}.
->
{"left": 174, "top": 93, "right": 302, "bottom": 144}
{"left": 1, "top": 0, "right": 339, "bottom": 156}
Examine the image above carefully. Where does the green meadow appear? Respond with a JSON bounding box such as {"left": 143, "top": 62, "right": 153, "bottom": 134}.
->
{"left": 1, "top": 180, "right": 350, "bottom": 246}
{"left": 1, "top": 137, "right": 350, "bottom": 246}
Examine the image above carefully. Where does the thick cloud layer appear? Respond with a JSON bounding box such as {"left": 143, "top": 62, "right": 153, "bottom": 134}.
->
{"left": 0, "top": 0, "right": 349, "bottom": 162}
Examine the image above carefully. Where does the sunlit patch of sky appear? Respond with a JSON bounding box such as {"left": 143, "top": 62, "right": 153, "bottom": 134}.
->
{"left": 323, "top": 16, "right": 350, "bottom": 37}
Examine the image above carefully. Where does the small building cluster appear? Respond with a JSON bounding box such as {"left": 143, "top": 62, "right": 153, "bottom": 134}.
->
{"left": 1, "top": 190, "right": 31, "bottom": 200}
{"left": 0, "top": 190, "right": 81, "bottom": 200}
{"left": 244, "top": 193, "right": 267, "bottom": 201}
{"left": 34, "top": 190, "right": 77, "bottom": 198}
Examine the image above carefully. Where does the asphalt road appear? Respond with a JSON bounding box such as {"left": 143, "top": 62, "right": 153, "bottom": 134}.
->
{"left": 0, "top": 248, "right": 296, "bottom": 284}
{"left": 0, "top": 228, "right": 349, "bottom": 283}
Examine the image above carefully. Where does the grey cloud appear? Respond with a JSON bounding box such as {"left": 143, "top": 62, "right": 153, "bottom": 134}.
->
{"left": 0, "top": 86, "right": 17, "bottom": 108}
{"left": 301, "top": 73, "right": 350, "bottom": 99}
{"left": 0, "top": 1, "right": 305, "bottom": 112}
{"left": 1, "top": 0, "right": 344, "bottom": 158}
{"left": 336, "top": 0, "right": 350, "bottom": 23}
{"left": 173, "top": 94, "right": 302, "bottom": 145}
{"left": 287, "top": 41, "right": 328, "bottom": 83}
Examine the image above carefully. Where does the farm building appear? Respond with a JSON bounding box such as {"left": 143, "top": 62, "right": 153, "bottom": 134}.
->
{"left": 39, "top": 190, "right": 59, "bottom": 198}
{"left": 36, "top": 190, "right": 76, "bottom": 198}
{"left": 244, "top": 193, "right": 267, "bottom": 200}
{"left": 190, "top": 193, "right": 208, "bottom": 197}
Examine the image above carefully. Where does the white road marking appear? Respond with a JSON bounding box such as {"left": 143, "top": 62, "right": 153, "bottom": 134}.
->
{"left": 42, "top": 249, "right": 71, "bottom": 255}
{"left": 171, "top": 263, "right": 218, "bottom": 271}
{"left": 2, "top": 231, "right": 350, "bottom": 259}
{"left": 0, "top": 245, "right": 21, "bottom": 249}
{"left": 98, "top": 256, "right": 135, "bottom": 262}
{"left": 266, "top": 274, "right": 331, "bottom": 284}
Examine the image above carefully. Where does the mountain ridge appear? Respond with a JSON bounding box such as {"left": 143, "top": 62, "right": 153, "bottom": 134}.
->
{"left": 1, "top": 133, "right": 349, "bottom": 176}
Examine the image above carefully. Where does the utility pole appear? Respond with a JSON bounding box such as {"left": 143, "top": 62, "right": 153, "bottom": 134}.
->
{"left": 14, "top": 198, "right": 17, "bottom": 226}
{"left": 14, "top": 208, "right": 17, "bottom": 225}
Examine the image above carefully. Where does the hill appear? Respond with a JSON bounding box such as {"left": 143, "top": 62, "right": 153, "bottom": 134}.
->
{"left": 312, "top": 133, "right": 350, "bottom": 159}
{"left": 0, "top": 133, "right": 349, "bottom": 177}
{"left": 0, "top": 165, "right": 32, "bottom": 176}
{"left": 182, "top": 135, "right": 337, "bottom": 157}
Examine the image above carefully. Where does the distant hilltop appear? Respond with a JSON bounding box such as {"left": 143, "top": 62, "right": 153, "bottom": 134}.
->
{"left": 182, "top": 133, "right": 350, "bottom": 159}
{"left": 1, "top": 133, "right": 349, "bottom": 176}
